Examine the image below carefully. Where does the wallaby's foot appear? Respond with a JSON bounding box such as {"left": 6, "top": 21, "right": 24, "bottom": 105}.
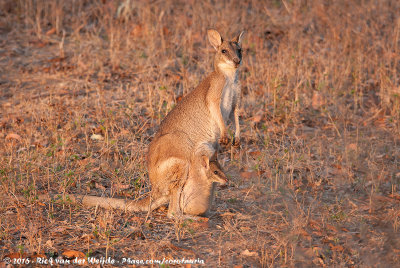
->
{"left": 232, "top": 137, "right": 240, "bottom": 147}
{"left": 183, "top": 214, "right": 203, "bottom": 221}
{"left": 168, "top": 212, "right": 199, "bottom": 220}
{"left": 179, "top": 214, "right": 212, "bottom": 222}
{"left": 219, "top": 135, "right": 229, "bottom": 145}
{"left": 167, "top": 211, "right": 183, "bottom": 219}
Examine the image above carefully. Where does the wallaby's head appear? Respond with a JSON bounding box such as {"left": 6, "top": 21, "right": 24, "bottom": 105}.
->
{"left": 209, "top": 160, "right": 228, "bottom": 185}
{"left": 197, "top": 155, "right": 228, "bottom": 186}
{"left": 193, "top": 143, "right": 228, "bottom": 185}
{"left": 208, "top": 29, "right": 244, "bottom": 78}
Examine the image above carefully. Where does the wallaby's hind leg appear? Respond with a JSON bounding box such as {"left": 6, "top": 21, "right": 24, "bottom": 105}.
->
{"left": 167, "top": 187, "right": 183, "bottom": 218}
{"left": 147, "top": 132, "right": 192, "bottom": 202}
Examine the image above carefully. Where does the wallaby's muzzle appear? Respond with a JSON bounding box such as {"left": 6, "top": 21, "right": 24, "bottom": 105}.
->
{"left": 233, "top": 57, "right": 241, "bottom": 67}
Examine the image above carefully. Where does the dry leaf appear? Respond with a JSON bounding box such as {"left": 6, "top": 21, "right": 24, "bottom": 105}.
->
{"left": 175, "top": 94, "right": 183, "bottom": 102}
{"left": 171, "top": 74, "right": 181, "bottom": 82}
{"left": 326, "top": 224, "right": 337, "bottom": 232}
{"left": 113, "top": 183, "right": 130, "bottom": 190}
{"left": 130, "top": 216, "right": 143, "bottom": 224}
{"left": 322, "top": 237, "right": 333, "bottom": 244}
{"left": 90, "top": 134, "right": 103, "bottom": 140}
{"left": 31, "top": 253, "right": 47, "bottom": 259}
{"left": 389, "top": 193, "right": 400, "bottom": 201}
{"left": 313, "top": 256, "right": 325, "bottom": 265}
{"left": 94, "top": 182, "right": 106, "bottom": 190}
{"left": 4, "top": 252, "right": 28, "bottom": 259}
{"left": 51, "top": 226, "right": 67, "bottom": 233}
{"left": 5, "top": 133, "right": 22, "bottom": 141}
{"left": 252, "top": 114, "right": 263, "bottom": 123}
{"left": 46, "top": 27, "right": 56, "bottom": 36}
{"left": 312, "top": 91, "right": 325, "bottom": 109}
{"left": 295, "top": 247, "right": 315, "bottom": 259}
{"left": 374, "top": 117, "right": 386, "bottom": 128}
{"left": 81, "top": 233, "right": 96, "bottom": 241}
{"left": 166, "top": 242, "right": 195, "bottom": 254}
{"left": 48, "top": 56, "right": 66, "bottom": 63}
{"left": 308, "top": 219, "right": 321, "bottom": 231}
{"left": 312, "top": 246, "right": 323, "bottom": 254}
{"left": 312, "top": 230, "right": 324, "bottom": 237}
{"left": 329, "top": 243, "right": 344, "bottom": 252}
{"left": 42, "top": 67, "right": 51, "bottom": 73}
{"left": 131, "top": 24, "right": 143, "bottom": 37}
{"left": 298, "top": 228, "right": 312, "bottom": 241}
{"left": 347, "top": 143, "right": 357, "bottom": 151}
{"left": 30, "top": 40, "right": 48, "bottom": 48}
{"left": 249, "top": 150, "right": 262, "bottom": 158}
{"left": 45, "top": 239, "right": 54, "bottom": 248}
{"left": 240, "top": 171, "right": 258, "bottom": 180}
{"left": 241, "top": 249, "right": 259, "bottom": 257}
{"left": 220, "top": 212, "right": 236, "bottom": 217}
{"left": 191, "top": 217, "right": 209, "bottom": 229}
{"left": 162, "top": 26, "right": 169, "bottom": 36}
{"left": 62, "top": 250, "right": 85, "bottom": 259}
{"left": 334, "top": 164, "right": 342, "bottom": 170}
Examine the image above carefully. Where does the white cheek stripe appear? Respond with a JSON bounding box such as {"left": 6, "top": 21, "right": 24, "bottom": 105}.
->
{"left": 218, "top": 62, "right": 237, "bottom": 80}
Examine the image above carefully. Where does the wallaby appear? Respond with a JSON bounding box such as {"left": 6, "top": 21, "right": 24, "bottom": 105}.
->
{"left": 147, "top": 29, "right": 244, "bottom": 213}
{"left": 179, "top": 153, "right": 228, "bottom": 216}
{"left": 145, "top": 141, "right": 228, "bottom": 218}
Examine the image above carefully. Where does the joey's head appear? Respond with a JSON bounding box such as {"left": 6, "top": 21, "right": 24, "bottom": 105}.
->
{"left": 197, "top": 155, "right": 228, "bottom": 186}
{"left": 208, "top": 29, "right": 244, "bottom": 79}
{"left": 208, "top": 160, "right": 228, "bottom": 186}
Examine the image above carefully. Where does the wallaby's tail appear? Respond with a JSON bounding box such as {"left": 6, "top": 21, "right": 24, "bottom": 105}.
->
{"left": 35, "top": 193, "right": 168, "bottom": 212}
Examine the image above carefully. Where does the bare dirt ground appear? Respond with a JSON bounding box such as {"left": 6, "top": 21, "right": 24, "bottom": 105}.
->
{"left": 0, "top": 0, "right": 399, "bottom": 267}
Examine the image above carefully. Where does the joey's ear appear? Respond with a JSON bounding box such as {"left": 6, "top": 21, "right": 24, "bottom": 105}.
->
{"left": 208, "top": 29, "right": 223, "bottom": 50}
{"left": 200, "top": 155, "right": 210, "bottom": 170}
{"left": 232, "top": 31, "right": 245, "bottom": 46}
{"left": 210, "top": 150, "right": 218, "bottom": 162}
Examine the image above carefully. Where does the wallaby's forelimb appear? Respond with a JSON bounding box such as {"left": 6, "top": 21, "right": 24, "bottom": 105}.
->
{"left": 232, "top": 94, "right": 241, "bottom": 147}
{"left": 207, "top": 93, "right": 228, "bottom": 145}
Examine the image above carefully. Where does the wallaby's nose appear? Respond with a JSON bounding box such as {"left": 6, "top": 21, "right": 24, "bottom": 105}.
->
{"left": 233, "top": 57, "right": 241, "bottom": 65}
{"left": 219, "top": 178, "right": 228, "bottom": 188}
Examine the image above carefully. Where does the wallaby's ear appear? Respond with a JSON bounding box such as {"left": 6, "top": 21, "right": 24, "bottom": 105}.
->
{"left": 200, "top": 155, "right": 210, "bottom": 170}
{"left": 232, "top": 31, "right": 245, "bottom": 46}
{"left": 208, "top": 29, "right": 222, "bottom": 50}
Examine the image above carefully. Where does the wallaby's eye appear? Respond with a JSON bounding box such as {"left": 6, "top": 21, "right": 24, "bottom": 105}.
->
{"left": 221, "top": 49, "right": 227, "bottom": 54}
{"left": 214, "top": 170, "right": 218, "bottom": 175}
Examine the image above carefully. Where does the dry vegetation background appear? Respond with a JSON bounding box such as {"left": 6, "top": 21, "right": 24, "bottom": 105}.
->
{"left": 0, "top": 0, "right": 399, "bottom": 266}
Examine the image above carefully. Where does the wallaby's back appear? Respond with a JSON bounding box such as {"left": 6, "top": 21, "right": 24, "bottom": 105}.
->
{"left": 155, "top": 71, "right": 225, "bottom": 145}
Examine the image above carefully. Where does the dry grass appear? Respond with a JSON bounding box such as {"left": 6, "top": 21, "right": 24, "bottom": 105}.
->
{"left": 0, "top": 0, "right": 399, "bottom": 266}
